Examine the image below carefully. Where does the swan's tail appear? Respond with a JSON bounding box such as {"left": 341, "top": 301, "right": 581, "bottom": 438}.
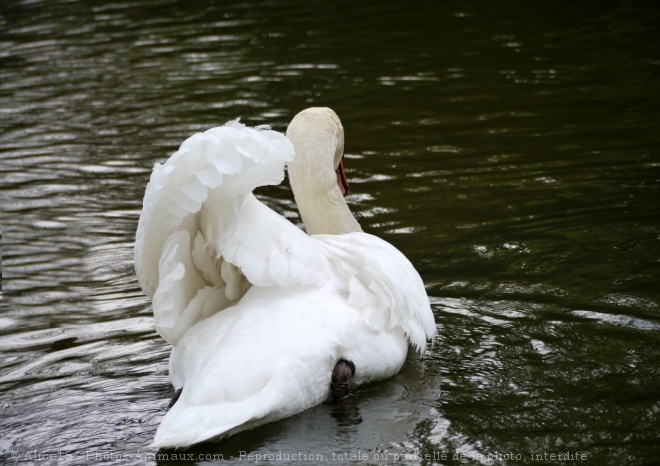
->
{"left": 151, "top": 397, "right": 268, "bottom": 449}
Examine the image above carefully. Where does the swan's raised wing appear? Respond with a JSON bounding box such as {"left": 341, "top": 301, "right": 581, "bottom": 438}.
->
{"left": 315, "top": 232, "right": 436, "bottom": 353}
{"left": 135, "top": 120, "right": 328, "bottom": 345}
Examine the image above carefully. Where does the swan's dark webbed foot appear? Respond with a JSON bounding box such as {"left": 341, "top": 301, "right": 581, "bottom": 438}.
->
{"left": 168, "top": 388, "right": 183, "bottom": 409}
{"left": 331, "top": 359, "right": 355, "bottom": 402}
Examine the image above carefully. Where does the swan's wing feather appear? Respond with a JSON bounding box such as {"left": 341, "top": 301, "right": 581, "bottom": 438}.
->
{"left": 135, "top": 120, "right": 292, "bottom": 297}
{"left": 316, "top": 232, "right": 436, "bottom": 353}
{"left": 219, "top": 195, "right": 329, "bottom": 288}
{"left": 135, "top": 120, "right": 327, "bottom": 345}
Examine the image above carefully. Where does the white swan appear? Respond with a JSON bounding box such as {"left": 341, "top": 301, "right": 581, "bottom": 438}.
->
{"left": 134, "top": 107, "right": 436, "bottom": 449}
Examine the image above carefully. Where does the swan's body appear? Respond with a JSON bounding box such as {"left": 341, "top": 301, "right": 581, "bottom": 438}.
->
{"left": 135, "top": 107, "right": 436, "bottom": 449}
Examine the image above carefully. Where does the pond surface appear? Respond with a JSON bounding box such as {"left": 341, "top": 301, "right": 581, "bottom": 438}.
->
{"left": 1, "top": 0, "right": 659, "bottom": 465}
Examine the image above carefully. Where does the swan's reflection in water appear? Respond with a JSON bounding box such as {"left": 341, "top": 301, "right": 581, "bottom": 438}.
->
{"left": 331, "top": 399, "right": 363, "bottom": 427}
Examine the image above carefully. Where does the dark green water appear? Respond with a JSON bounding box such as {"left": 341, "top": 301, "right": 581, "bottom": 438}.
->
{"left": 1, "top": 1, "right": 659, "bottom": 465}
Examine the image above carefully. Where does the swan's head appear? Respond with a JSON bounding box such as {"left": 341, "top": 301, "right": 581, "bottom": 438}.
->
{"left": 286, "top": 107, "right": 348, "bottom": 196}
{"left": 285, "top": 107, "right": 362, "bottom": 235}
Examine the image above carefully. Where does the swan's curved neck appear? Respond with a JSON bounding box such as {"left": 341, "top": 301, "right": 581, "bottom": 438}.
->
{"left": 291, "top": 169, "right": 363, "bottom": 235}
{"left": 287, "top": 125, "right": 362, "bottom": 235}
{"left": 287, "top": 107, "right": 363, "bottom": 236}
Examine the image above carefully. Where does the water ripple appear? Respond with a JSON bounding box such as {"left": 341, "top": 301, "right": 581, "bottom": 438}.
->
{"left": 1, "top": 0, "right": 659, "bottom": 464}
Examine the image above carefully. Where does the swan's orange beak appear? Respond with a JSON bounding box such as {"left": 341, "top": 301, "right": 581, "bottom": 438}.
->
{"left": 336, "top": 158, "right": 350, "bottom": 196}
